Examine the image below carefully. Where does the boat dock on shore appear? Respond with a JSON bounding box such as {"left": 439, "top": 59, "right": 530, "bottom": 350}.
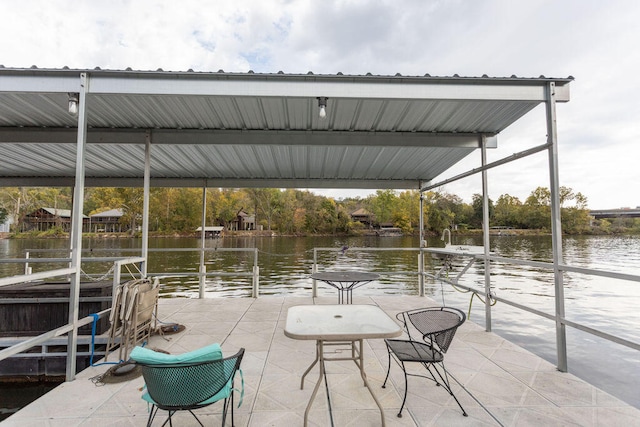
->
{"left": 5, "top": 295, "right": 640, "bottom": 426}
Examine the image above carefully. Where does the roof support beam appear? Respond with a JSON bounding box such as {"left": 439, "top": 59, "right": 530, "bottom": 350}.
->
{"left": 86, "top": 74, "right": 570, "bottom": 102}
{"left": 0, "top": 127, "right": 497, "bottom": 149}
{"left": 0, "top": 74, "right": 81, "bottom": 93}
{"left": 0, "top": 176, "right": 425, "bottom": 189}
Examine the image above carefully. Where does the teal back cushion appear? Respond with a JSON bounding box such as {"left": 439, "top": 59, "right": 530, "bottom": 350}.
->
{"left": 130, "top": 343, "right": 242, "bottom": 407}
{"left": 130, "top": 343, "right": 223, "bottom": 364}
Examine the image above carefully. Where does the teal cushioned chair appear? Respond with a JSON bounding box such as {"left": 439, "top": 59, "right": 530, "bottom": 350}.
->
{"left": 130, "top": 344, "right": 245, "bottom": 427}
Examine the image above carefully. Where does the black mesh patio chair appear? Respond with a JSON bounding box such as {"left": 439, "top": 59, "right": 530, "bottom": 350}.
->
{"left": 132, "top": 346, "right": 245, "bottom": 427}
{"left": 382, "top": 307, "right": 467, "bottom": 417}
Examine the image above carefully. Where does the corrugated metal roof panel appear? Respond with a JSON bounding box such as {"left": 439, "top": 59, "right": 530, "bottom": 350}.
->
{"left": 0, "top": 68, "right": 571, "bottom": 189}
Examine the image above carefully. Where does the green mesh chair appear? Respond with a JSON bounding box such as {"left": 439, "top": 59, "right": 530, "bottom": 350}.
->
{"left": 131, "top": 344, "right": 245, "bottom": 427}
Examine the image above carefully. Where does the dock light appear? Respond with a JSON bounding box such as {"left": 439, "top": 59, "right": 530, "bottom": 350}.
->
{"left": 68, "top": 93, "right": 79, "bottom": 115}
{"left": 317, "top": 96, "right": 328, "bottom": 119}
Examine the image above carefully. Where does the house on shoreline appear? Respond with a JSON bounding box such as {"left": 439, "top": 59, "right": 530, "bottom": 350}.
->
{"left": 24, "top": 208, "right": 89, "bottom": 232}
{"left": 90, "top": 208, "right": 125, "bottom": 233}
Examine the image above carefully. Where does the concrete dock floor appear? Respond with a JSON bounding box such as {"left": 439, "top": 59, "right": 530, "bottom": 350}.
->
{"left": 4, "top": 295, "right": 640, "bottom": 426}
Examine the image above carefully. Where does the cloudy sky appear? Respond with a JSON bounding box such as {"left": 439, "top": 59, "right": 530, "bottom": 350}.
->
{"left": 1, "top": 0, "right": 638, "bottom": 209}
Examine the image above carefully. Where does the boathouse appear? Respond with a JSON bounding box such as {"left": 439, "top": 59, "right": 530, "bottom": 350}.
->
{"left": 89, "top": 208, "right": 125, "bottom": 233}
{"left": 0, "top": 67, "right": 582, "bottom": 387}
{"left": 195, "top": 225, "right": 224, "bottom": 238}
{"left": 24, "top": 207, "right": 89, "bottom": 232}
{"left": 229, "top": 210, "right": 255, "bottom": 231}
{"left": 350, "top": 208, "right": 374, "bottom": 228}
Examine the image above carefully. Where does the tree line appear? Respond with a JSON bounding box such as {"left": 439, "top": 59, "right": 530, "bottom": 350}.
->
{"left": 0, "top": 186, "right": 636, "bottom": 236}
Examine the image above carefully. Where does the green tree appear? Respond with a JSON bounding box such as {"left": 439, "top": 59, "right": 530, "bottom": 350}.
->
{"left": 274, "top": 189, "right": 298, "bottom": 233}
{"left": 370, "top": 190, "right": 397, "bottom": 225}
{"left": 396, "top": 190, "right": 420, "bottom": 231}
{"left": 494, "top": 194, "right": 523, "bottom": 227}
{"left": 423, "top": 191, "right": 455, "bottom": 232}
{"left": 470, "top": 193, "right": 494, "bottom": 228}
{"left": 171, "top": 189, "right": 202, "bottom": 231}
{"left": 208, "top": 189, "right": 247, "bottom": 230}
{"left": 524, "top": 187, "right": 551, "bottom": 229}
{"left": 245, "top": 188, "right": 282, "bottom": 231}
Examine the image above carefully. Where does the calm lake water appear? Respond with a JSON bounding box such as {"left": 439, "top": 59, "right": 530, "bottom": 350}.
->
{"left": 1, "top": 234, "right": 639, "bottom": 415}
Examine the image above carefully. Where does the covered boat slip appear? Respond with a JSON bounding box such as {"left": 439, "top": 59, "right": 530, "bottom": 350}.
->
{"left": 0, "top": 67, "right": 615, "bottom": 390}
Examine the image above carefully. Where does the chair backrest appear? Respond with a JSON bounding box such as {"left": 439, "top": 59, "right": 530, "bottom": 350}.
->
{"left": 406, "top": 307, "right": 465, "bottom": 353}
{"left": 137, "top": 348, "right": 244, "bottom": 409}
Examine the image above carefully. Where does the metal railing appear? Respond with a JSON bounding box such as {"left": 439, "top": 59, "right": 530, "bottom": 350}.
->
{"left": 311, "top": 246, "right": 424, "bottom": 297}
{"left": 421, "top": 250, "right": 640, "bottom": 355}
{"left": 2, "top": 245, "right": 639, "bottom": 385}
{"left": 0, "top": 256, "right": 145, "bottom": 365}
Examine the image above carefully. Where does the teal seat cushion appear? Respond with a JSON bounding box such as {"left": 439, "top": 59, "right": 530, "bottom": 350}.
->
{"left": 130, "top": 343, "right": 223, "bottom": 365}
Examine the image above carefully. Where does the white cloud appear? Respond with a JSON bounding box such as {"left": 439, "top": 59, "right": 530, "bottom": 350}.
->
{"left": 1, "top": 0, "right": 638, "bottom": 208}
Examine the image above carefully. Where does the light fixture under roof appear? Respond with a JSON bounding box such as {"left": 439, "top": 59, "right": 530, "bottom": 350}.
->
{"left": 68, "top": 93, "right": 79, "bottom": 116}
{"left": 317, "top": 96, "right": 328, "bottom": 119}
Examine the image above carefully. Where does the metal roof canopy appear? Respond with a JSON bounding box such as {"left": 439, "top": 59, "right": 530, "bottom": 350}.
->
{"left": 0, "top": 68, "right": 574, "bottom": 381}
{"left": 0, "top": 68, "right": 571, "bottom": 189}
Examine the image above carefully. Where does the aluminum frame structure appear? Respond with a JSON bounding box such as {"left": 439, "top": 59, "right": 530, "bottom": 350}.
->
{"left": 0, "top": 68, "right": 572, "bottom": 379}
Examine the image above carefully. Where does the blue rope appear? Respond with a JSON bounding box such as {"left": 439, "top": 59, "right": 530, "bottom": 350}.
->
{"left": 89, "top": 313, "right": 120, "bottom": 366}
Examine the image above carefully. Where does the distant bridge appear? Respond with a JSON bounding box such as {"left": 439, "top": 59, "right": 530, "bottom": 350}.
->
{"left": 589, "top": 208, "right": 640, "bottom": 219}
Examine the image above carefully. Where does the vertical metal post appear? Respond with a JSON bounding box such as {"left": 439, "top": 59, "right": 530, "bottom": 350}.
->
{"left": 418, "top": 192, "right": 425, "bottom": 297}
{"left": 66, "top": 73, "right": 88, "bottom": 381}
{"left": 113, "top": 261, "right": 122, "bottom": 296}
{"left": 546, "top": 82, "right": 568, "bottom": 372}
{"left": 24, "top": 252, "right": 30, "bottom": 275}
{"left": 199, "top": 186, "right": 207, "bottom": 299}
{"left": 312, "top": 248, "right": 318, "bottom": 297}
{"left": 141, "top": 132, "right": 151, "bottom": 278}
{"left": 252, "top": 248, "right": 259, "bottom": 298}
{"left": 481, "top": 137, "right": 492, "bottom": 332}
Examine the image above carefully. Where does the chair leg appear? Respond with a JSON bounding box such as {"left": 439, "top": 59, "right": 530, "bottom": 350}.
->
{"left": 382, "top": 343, "right": 392, "bottom": 388}
{"left": 187, "top": 409, "right": 205, "bottom": 426}
{"left": 230, "top": 389, "right": 235, "bottom": 427}
{"left": 146, "top": 405, "right": 158, "bottom": 427}
{"left": 159, "top": 410, "right": 175, "bottom": 427}
{"left": 397, "top": 362, "right": 409, "bottom": 418}
{"left": 221, "top": 392, "right": 235, "bottom": 427}
{"left": 428, "top": 363, "right": 467, "bottom": 417}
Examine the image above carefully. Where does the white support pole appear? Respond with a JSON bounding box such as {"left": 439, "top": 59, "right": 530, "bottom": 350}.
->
{"left": 24, "top": 252, "right": 30, "bottom": 275}
{"left": 141, "top": 132, "right": 151, "bottom": 278}
{"left": 418, "top": 192, "right": 425, "bottom": 297}
{"left": 546, "top": 82, "right": 568, "bottom": 372}
{"left": 113, "top": 261, "right": 122, "bottom": 296}
{"left": 312, "top": 248, "right": 318, "bottom": 297}
{"left": 66, "top": 73, "right": 88, "bottom": 381}
{"left": 199, "top": 186, "right": 207, "bottom": 299}
{"left": 252, "top": 248, "right": 259, "bottom": 298}
{"left": 481, "top": 137, "right": 492, "bottom": 332}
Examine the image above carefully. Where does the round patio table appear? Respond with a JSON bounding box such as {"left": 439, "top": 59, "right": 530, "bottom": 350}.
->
{"left": 310, "top": 271, "right": 380, "bottom": 304}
